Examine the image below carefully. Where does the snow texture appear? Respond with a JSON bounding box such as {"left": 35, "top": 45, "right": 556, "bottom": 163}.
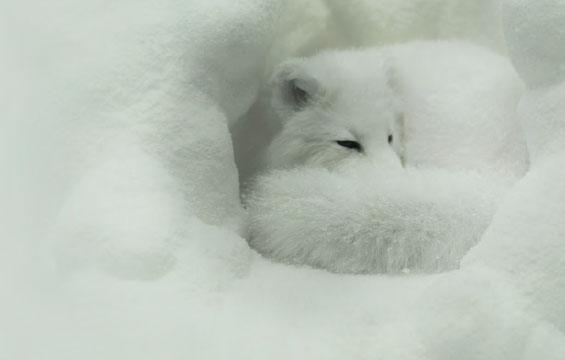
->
{"left": 274, "top": 0, "right": 506, "bottom": 58}
{"left": 503, "top": 0, "right": 565, "bottom": 88}
{"left": 2, "top": 0, "right": 565, "bottom": 359}
{"left": 463, "top": 0, "right": 565, "bottom": 335}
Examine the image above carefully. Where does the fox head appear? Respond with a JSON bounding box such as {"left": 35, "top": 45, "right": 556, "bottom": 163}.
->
{"left": 265, "top": 49, "right": 405, "bottom": 171}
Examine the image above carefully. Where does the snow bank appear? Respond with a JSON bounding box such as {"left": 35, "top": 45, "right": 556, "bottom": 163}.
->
{"left": 502, "top": 0, "right": 565, "bottom": 88}
{"left": 26, "top": 0, "right": 285, "bottom": 279}
{"left": 274, "top": 0, "right": 506, "bottom": 59}
{"left": 323, "top": 0, "right": 506, "bottom": 52}
{"left": 2, "top": 0, "right": 565, "bottom": 359}
{"left": 463, "top": 0, "right": 565, "bottom": 333}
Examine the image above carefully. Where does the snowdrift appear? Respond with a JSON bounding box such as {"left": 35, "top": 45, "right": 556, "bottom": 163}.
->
{"left": 2, "top": 0, "right": 565, "bottom": 359}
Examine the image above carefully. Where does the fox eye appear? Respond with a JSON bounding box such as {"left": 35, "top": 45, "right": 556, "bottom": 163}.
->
{"left": 388, "top": 134, "right": 393, "bottom": 144}
{"left": 336, "top": 140, "right": 363, "bottom": 152}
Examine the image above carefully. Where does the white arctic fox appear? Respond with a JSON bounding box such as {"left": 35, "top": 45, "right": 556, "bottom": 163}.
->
{"left": 246, "top": 43, "right": 527, "bottom": 274}
{"left": 264, "top": 49, "right": 406, "bottom": 171}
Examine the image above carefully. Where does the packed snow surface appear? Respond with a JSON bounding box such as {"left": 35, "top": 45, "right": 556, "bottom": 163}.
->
{"left": 2, "top": 0, "right": 565, "bottom": 359}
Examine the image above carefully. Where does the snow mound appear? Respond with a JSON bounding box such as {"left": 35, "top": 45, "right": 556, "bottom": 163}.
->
{"left": 503, "top": 0, "right": 565, "bottom": 87}
{"left": 32, "top": 0, "right": 284, "bottom": 280}
{"left": 463, "top": 0, "right": 565, "bottom": 333}
{"left": 275, "top": 0, "right": 506, "bottom": 59}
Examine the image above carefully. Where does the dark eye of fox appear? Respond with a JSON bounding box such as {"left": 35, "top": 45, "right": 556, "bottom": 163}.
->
{"left": 336, "top": 140, "right": 363, "bottom": 152}
{"left": 388, "top": 134, "right": 393, "bottom": 144}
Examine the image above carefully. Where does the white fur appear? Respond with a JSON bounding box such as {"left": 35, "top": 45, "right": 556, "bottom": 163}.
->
{"left": 247, "top": 167, "right": 505, "bottom": 274}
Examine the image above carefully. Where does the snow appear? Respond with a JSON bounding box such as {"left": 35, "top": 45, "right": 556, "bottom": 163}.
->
{"left": 323, "top": 0, "right": 506, "bottom": 52}
{"left": 274, "top": 0, "right": 506, "bottom": 58}
{"left": 2, "top": 0, "right": 565, "bottom": 359}
{"left": 503, "top": 0, "right": 565, "bottom": 87}
{"left": 462, "top": 0, "right": 565, "bottom": 333}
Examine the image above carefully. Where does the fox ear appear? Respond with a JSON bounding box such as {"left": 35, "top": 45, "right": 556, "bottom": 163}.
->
{"left": 271, "top": 60, "right": 323, "bottom": 112}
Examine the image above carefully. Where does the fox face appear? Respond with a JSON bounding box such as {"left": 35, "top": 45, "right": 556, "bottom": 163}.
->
{"left": 265, "top": 49, "right": 405, "bottom": 171}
